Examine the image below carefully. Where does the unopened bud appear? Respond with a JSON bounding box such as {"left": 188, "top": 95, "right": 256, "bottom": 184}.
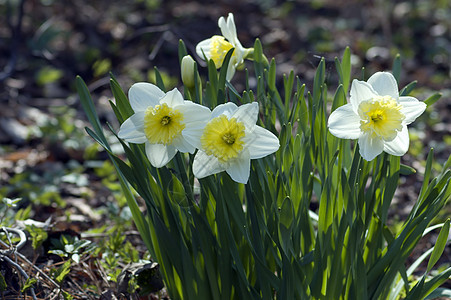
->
{"left": 181, "top": 55, "right": 196, "bottom": 88}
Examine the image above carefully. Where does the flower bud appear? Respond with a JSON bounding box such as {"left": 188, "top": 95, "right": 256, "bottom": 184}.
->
{"left": 181, "top": 55, "right": 196, "bottom": 88}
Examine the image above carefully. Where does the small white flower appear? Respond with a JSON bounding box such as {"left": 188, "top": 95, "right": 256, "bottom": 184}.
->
{"left": 193, "top": 102, "right": 280, "bottom": 184}
{"left": 118, "top": 83, "right": 211, "bottom": 167}
{"left": 196, "top": 13, "right": 251, "bottom": 81}
{"left": 328, "top": 72, "right": 427, "bottom": 161}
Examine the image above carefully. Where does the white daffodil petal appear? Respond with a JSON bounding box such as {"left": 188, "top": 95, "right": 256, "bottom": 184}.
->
{"left": 129, "top": 82, "right": 165, "bottom": 112}
{"left": 384, "top": 125, "right": 409, "bottom": 156}
{"left": 399, "top": 96, "right": 427, "bottom": 125}
{"left": 193, "top": 150, "right": 225, "bottom": 179}
{"left": 118, "top": 111, "right": 147, "bottom": 143}
{"left": 218, "top": 13, "right": 236, "bottom": 45}
{"left": 247, "top": 126, "right": 280, "bottom": 159}
{"left": 358, "top": 133, "right": 385, "bottom": 161}
{"left": 226, "top": 63, "right": 237, "bottom": 81}
{"left": 328, "top": 104, "right": 362, "bottom": 139}
{"left": 172, "top": 135, "right": 195, "bottom": 154}
{"left": 196, "top": 38, "right": 213, "bottom": 60}
{"left": 211, "top": 102, "right": 239, "bottom": 119}
{"left": 145, "top": 143, "right": 177, "bottom": 168}
{"left": 367, "top": 72, "right": 399, "bottom": 100}
{"left": 161, "top": 88, "right": 185, "bottom": 107}
{"left": 226, "top": 150, "right": 251, "bottom": 184}
{"left": 232, "top": 102, "right": 258, "bottom": 130}
{"left": 180, "top": 102, "right": 211, "bottom": 125}
{"left": 350, "top": 80, "right": 378, "bottom": 112}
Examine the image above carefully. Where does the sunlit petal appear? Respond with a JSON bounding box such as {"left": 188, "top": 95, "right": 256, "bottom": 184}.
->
{"left": 193, "top": 150, "right": 225, "bottom": 179}
{"left": 160, "top": 88, "right": 185, "bottom": 107}
{"left": 358, "top": 133, "right": 384, "bottom": 161}
{"left": 145, "top": 143, "right": 177, "bottom": 168}
{"left": 328, "top": 104, "right": 361, "bottom": 139}
{"left": 383, "top": 125, "right": 409, "bottom": 156}
{"left": 180, "top": 102, "right": 211, "bottom": 125}
{"left": 232, "top": 102, "right": 258, "bottom": 131}
{"left": 129, "top": 82, "right": 165, "bottom": 112}
{"left": 247, "top": 126, "right": 280, "bottom": 159}
{"left": 350, "top": 80, "right": 378, "bottom": 113}
{"left": 399, "top": 96, "right": 427, "bottom": 125}
{"left": 118, "top": 112, "right": 147, "bottom": 143}
{"left": 211, "top": 102, "right": 238, "bottom": 119}
{"left": 226, "top": 150, "right": 251, "bottom": 184}
{"left": 172, "top": 135, "right": 195, "bottom": 154}
{"left": 195, "top": 38, "right": 213, "bottom": 61}
{"left": 367, "top": 72, "right": 399, "bottom": 100}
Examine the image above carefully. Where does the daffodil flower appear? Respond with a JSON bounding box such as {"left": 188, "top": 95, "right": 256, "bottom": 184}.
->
{"left": 193, "top": 102, "right": 280, "bottom": 184}
{"left": 196, "top": 13, "right": 252, "bottom": 81}
{"left": 328, "top": 72, "right": 426, "bottom": 161}
{"left": 118, "top": 83, "right": 211, "bottom": 168}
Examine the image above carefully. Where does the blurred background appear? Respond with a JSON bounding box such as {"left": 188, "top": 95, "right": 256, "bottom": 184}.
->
{"left": 0, "top": 0, "right": 450, "bottom": 297}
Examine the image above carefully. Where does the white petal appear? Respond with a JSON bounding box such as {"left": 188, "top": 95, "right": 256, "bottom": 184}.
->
{"left": 118, "top": 112, "right": 147, "bottom": 143}
{"left": 226, "top": 62, "right": 237, "bottom": 81}
{"left": 196, "top": 38, "right": 213, "bottom": 61}
{"left": 160, "top": 88, "right": 184, "bottom": 107}
{"left": 211, "top": 102, "right": 238, "bottom": 119}
{"left": 193, "top": 150, "right": 225, "bottom": 179}
{"left": 367, "top": 72, "right": 399, "bottom": 100}
{"left": 247, "top": 126, "right": 280, "bottom": 159}
{"left": 180, "top": 101, "right": 211, "bottom": 125}
{"left": 145, "top": 143, "right": 177, "bottom": 168}
{"left": 180, "top": 103, "right": 211, "bottom": 149}
{"left": 350, "top": 80, "right": 379, "bottom": 112}
{"left": 399, "top": 96, "right": 427, "bottom": 125}
{"left": 327, "top": 104, "right": 361, "bottom": 139}
{"left": 219, "top": 13, "right": 237, "bottom": 45}
{"left": 226, "top": 150, "right": 251, "bottom": 184}
{"left": 129, "top": 83, "right": 165, "bottom": 112}
{"left": 384, "top": 125, "right": 409, "bottom": 156}
{"left": 172, "top": 135, "right": 195, "bottom": 154}
{"left": 232, "top": 102, "right": 258, "bottom": 130}
{"left": 358, "top": 133, "right": 384, "bottom": 161}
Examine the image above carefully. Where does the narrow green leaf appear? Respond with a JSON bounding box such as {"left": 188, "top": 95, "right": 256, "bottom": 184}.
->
{"left": 424, "top": 92, "right": 442, "bottom": 107}
{"left": 427, "top": 218, "right": 450, "bottom": 272}
{"left": 178, "top": 39, "right": 188, "bottom": 64}
{"left": 154, "top": 67, "right": 166, "bottom": 91}
{"left": 392, "top": 53, "right": 401, "bottom": 83}
{"left": 399, "top": 80, "right": 417, "bottom": 96}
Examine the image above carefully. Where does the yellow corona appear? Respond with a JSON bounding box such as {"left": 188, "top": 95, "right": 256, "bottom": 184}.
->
{"left": 358, "top": 96, "right": 405, "bottom": 140}
{"left": 209, "top": 36, "right": 235, "bottom": 68}
{"left": 201, "top": 115, "right": 245, "bottom": 163}
{"left": 143, "top": 103, "right": 185, "bottom": 145}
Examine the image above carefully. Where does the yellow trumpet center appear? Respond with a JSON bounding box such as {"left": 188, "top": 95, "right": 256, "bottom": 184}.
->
{"left": 201, "top": 115, "right": 245, "bottom": 163}
{"left": 358, "top": 96, "right": 405, "bottom": 141}
{"left": 143, "top": 103, "right": 185, "bottom": 145}
{"left": 210, "top": 36, "right": 235, "bottom": 68}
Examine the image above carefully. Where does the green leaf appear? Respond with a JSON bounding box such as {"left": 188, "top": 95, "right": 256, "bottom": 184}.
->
{"left": 427, "top": 218, "right": 450, "bottom": 272}
{"left": 21, "top": 278, "right": 37, "bottom": 293}
{"left": 424, "top": 92, "right": 441, "bottom": 107}
{"left": 154, "top": 67, "right": 166, "bottom": 91}
{"left": 178, "top": 39, "right": 188, "bottom": 64}
{"left": 399, "top": 80, "right": 417, "bottom": 96}
{"left": 392, "top": 53, "right": 401, "bottom": 83}
{"left": 0, "top": 273, "right": 7, "bottom": 291}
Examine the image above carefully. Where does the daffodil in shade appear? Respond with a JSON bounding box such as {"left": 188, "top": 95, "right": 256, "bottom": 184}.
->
{"left": 193, "top": 102, "right": 280, "bottom": 184}
{"left": 328, "top": 72, "right": 427, "bottom": 161}
{"left": 196, "top": 13, "right": 252, "bottom": 81}
{"left": 118, "top": 83, "right": 211, "bottom": 167}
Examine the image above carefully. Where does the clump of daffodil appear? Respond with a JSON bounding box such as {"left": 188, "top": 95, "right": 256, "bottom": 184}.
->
{"left": 193, "top": 102, "right": 280, "bottom": 184}
{"left": 328, "top": 72, "right": 426, "bottom": 161}
{"left": 196, "top": 13, "right": 253, "bottom": 81}
{"left": 118, "top": 83, "right": 211, "bottom": 167}
{"left": 181, "top": 55, "right": 196, "bottom": 89}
